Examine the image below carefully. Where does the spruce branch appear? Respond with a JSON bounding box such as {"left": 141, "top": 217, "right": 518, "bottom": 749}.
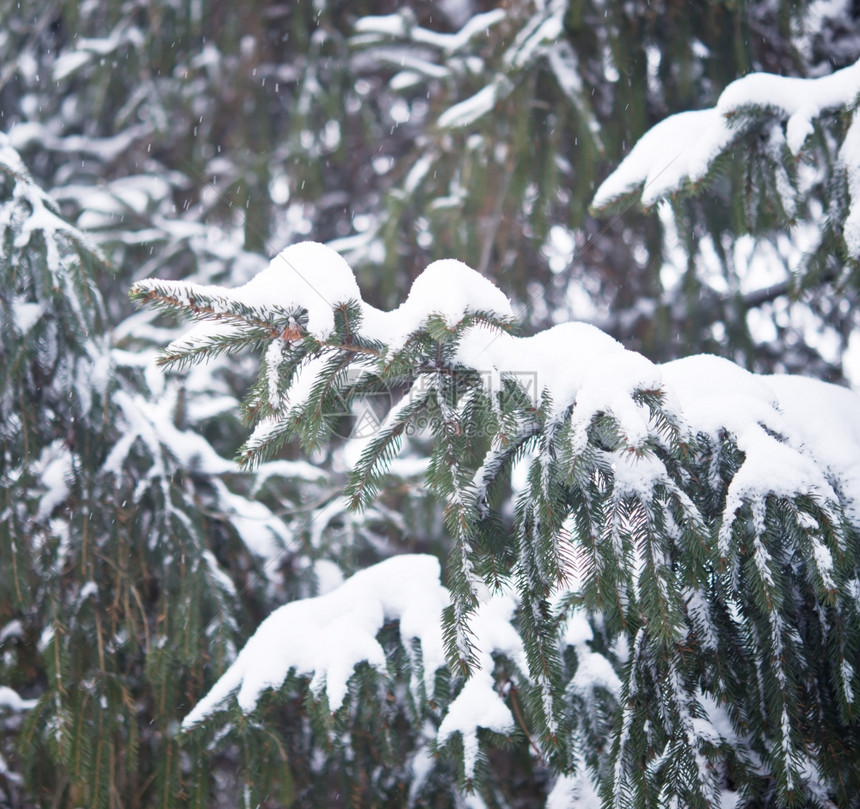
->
{"left": 131, "top": 241, "right": 860, "bottom": 803}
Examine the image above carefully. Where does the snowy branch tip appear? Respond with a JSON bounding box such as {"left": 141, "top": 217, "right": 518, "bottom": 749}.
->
{"left": 130, "top": 240, "right": 515, "bottom": 349}
{"left": 182, "top": 554, "right": 521, "bottom": 779}
{"left": 131, "top": 240, "right": 860, "bottom": 533}
{"left": 591, "top": 56, "right": 860, "bottom": 214}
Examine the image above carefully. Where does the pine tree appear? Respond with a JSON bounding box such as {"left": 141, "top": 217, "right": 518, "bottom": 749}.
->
{"left": 6, "top": 2, "right": 860, "bottom": 806}
{"left": 0, "top": 131, "right": 313, "bottom": 806}
{"left": 591, "top": 49, "right": 860, "bottom": 380}
{"left": 0, "top": 132, "right": 439, "bottom": 807}
{"left": 8, "top": 0, "right": 859, "bottom": 374}
{"left": 134, "top": 240, "right": 860, "bottom": 808}
{"left": 344, "top": 0, "right": 860, "bottom": 374}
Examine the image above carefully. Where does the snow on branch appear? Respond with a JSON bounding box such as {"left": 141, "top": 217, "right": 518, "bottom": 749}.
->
{"left": 133, "top": 241, "right": 860, "bottom": 543}
{"left": 131, "top": 241, "right": 363, "bottom": 342}
{"left": 1, "top": 132, "right": 106, "bottom": 281}
{"left": 183, "top": 554, "right": 521, "bottom": 777}
{"left": 840, "top": 108, "right": 860, "bottom": 258}
{"left": 135, "top": 240, "right": 860, "bottom": 801}
{"left": 437, "top": 77, "right": 515, "bottom": 129}
{"left": 591, "top": 56, "right": 860, "bottom": 216}
{"left": 131, "top": 242, "right": 514, "bottom": 354}
{"left": 182, "top": 555, "right": 448, "bottom": 725}
{"left": 353, "top": 8, "right": 507, "bottom": 55}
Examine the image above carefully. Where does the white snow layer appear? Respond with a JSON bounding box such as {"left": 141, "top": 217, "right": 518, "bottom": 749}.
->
{"left": 546, "top": 767, "right": 601, "bottom": 809}
{"left": 456, "top": 321, "right": 661, "bottom": 453}
{"left": 0, "top": 686, "right": 37, "bottom": 712}
{"left": 361, "top": 256, "right": 514, "bottom": 353}
{"left": 140, "top": 243, "right": 514, "bottom": 354}
{"left": 437, "top": 77, "right": 514, "bottom": 129}
{"left": 839, "top": 108, "right": 860, "bottom": 260}
{"left": 354, "top": 9, "right": 506, "bottom": 55}
{"left": 592, "top": 108, "right": 734, "bottom": 208}
{"left": 35, "top": 441, "right": 73, "bottom": 521}
{"left": 183, "top": 554, "right": 520, "bottom": 775}
{"left": 170, "top": 242, "right": 860, "bottom": 766}
{"left": 717, "top": 58, "right": 860, "bottom": 154}
{"left": 157, "top": 241, "right": 860, "bottom": 528}
{"left": 592, "top": 56, "right": 860, "bottom": 209}
{"left": 436, "top": 591, "right": 523, "bottom": 777}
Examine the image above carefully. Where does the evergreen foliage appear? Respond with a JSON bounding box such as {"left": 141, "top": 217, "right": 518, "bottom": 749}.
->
{"left": 133, "top": 240, "right": 860, "bottom": 808}
{"left": 591, "top": 55, "right": 860, "bottom": 302}
{"left": 5, "top": 1, "right": 860, "bottom": 807}
{"left": 5, "top": 0, "right": 860, "bottom": 371}
{"left": 0, "top": 136, "right": 345, "bottom": 806}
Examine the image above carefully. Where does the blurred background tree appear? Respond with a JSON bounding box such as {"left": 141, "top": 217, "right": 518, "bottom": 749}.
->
{"left": 6, "top": 0, "right": 860, "bottom": 369}
{"left": 3, "top": 0, "right": 860, "bottom": 806}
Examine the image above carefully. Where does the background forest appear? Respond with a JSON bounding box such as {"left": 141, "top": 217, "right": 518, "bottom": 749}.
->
{"left": 3, "top": 0, "right": 860, "bottom": 807}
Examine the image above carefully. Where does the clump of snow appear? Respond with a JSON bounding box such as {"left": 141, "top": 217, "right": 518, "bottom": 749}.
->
{"left": 103, "top": 389, "right": 237, "bottom": 481}
{"left": 767, "top": 373, "right": 860, "bottom": 524}
{"left": 663, "top": 356, "right": 843, "bottom": 556}
{"left": 592, "top": 56, "right": 860, "bottom": 209}
{"left": 184, "top": 554, "right": 522, "bottom": 777}
{"left": 456, "top": 321, "right": 622, "bottom": 409}
{"left": 561, "top": 610, "right": 592, "bottom": 647}
{"left": 355, "top": 9, "right": 506, "bottom": 54}
{"left": 407, "top": 745, "right": 436, "bottom": 805}
{"left": 437, "top": 77, "right": 514, "bottom": 129}
{"left": 239, "top": 242, "right": 362, "bottom": 340}
{"left": 592, "top": 109, "right": 735, "bottom": 209}
{"left": 569, "top": 349, "right": 662, "bottom": 451}
{"left": 570, "top": 651, "right": 622, "bottom": 699}
{"left": 0, "top": 133, "right": 30, "bottom": 175}
{"left": 181, "top": 555, "right": 437, "bottom": 726}
{"left": 546, "top": 759, "right": 601, "bottom": 809}
{"left": 35, "top": 441, "right": 73, "bottom": 521}
{"left": 0, "top": 686, "right": 37, "bottom": 712}
{"left": 560, "top": 609, "right": 622, "bottom": 701}
{"left": 661, "top": 354, "right": 785, "bottom": 440}
{"left": 311, "top": 559, "right": 345, "bottom": 595}
{"left": 456, "top": 321, "right": 660, "bottom": 448}
{"left": 839, "top": 109, "right": 860, "bottom": 260}
{"left": 361, "top": 258, "right": 513, "bottom": 354}
{"left": 437, "top": 593, "right": 522, "bottom": 777}
{"left": 251, "top": 459, "right": 327, "bottom": 489}
{"left": 436, "top": 669, "right": 514, "bottom": 778}
{"left": 0, "top": 621, "right": 23, "bottom": 644}
{"left": 720, "top": 423, "right": 837, "bottom": 541}
{"left": 717, "top": 58, "right": 860, "bottom": 154}
{"left": 183, "top": 555, "right": 520, "bottom": 736}
{"left": 11, "top": 297, "right": 44, "bottom": 336}
{"left": 137, "top": 241, "right": 362, "bottom": 342}
{"left": 611, "top": 452, "right": 675, "bottom": 500}
{"left": 209, "top": 479, "right": 294, "bottom": 563}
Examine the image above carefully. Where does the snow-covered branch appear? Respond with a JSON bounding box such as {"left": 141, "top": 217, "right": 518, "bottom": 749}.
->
{"left": 136, "top": 240, "right": 860, "bottom": 804}
{"left": 592, "top": 57, "right": 860, "bottom": 213}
